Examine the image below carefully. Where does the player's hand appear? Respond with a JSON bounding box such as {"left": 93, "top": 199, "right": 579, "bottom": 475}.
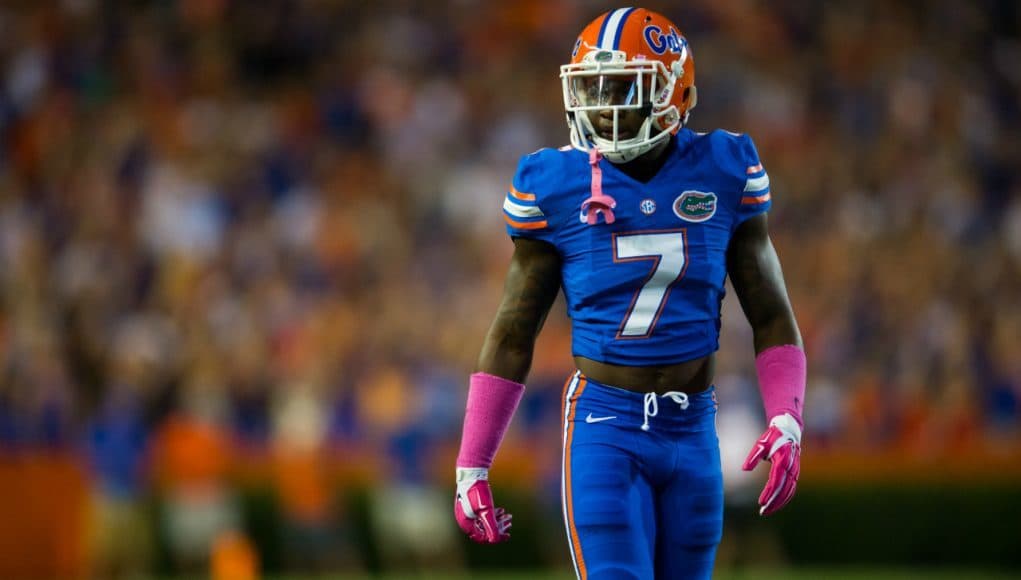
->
{"left": 454, "top": 467, "right": 512, "bottom": 544}
{"left": 742, "top": 413, "right": 802, "bottom": 516}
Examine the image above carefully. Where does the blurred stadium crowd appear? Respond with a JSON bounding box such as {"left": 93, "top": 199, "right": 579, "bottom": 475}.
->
{"left": 0, "top": 0, "right": 1018, "bottom": 576}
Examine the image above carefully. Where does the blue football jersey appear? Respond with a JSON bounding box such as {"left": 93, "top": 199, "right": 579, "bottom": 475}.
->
{"left": 503, "top": 128, "right": 772, "bottom": 365}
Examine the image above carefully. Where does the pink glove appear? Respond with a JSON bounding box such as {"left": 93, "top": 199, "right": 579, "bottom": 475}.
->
{"left": 742, "top": 413, "right": 802, "bottom": 516}
{"left": 454, "top": 468, "right": 512, "bottom": 544}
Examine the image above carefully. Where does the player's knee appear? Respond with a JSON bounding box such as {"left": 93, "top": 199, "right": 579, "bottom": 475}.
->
{"left": 574, "top": 489, "right": 630, "bottom": 529}
{"left": 678, "top": 520, "right": 723, "bottom": 548}
{"left": 587, "top": 565, "right": 644, "bottom": 579}
{"left": 573, "top": 502, "right": 631, "bottom": 532}
{"left": 680, "top": 489, "right": 724, "bottom": 547}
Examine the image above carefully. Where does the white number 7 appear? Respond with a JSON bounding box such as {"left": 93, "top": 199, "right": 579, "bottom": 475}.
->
{"left": 613, "top": 231, "right": 687, "bottom": 338}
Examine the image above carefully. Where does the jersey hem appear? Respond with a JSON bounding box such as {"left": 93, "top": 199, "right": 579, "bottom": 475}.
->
{"left": 572, "top": 344, "right": 718, "bottom": 367}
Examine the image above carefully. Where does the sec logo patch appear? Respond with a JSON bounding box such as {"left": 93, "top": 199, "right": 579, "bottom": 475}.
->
{"left": 640, "top": 199, "right": 657, "bottom": 215}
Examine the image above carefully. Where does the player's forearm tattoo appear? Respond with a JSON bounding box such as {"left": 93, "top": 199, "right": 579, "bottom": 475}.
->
{"left": 477, "top": 239, "right": 561, "bottom": 382}
{"left": 502, "top": 258, "right": 560, "bottom": 337}
{"left": 728, "top": 215, "right": 801, "bottom": 352}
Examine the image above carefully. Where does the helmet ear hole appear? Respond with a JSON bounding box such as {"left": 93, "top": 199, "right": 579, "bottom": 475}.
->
{"left": 566, "top": 111, "right": 578, "bottom": 131}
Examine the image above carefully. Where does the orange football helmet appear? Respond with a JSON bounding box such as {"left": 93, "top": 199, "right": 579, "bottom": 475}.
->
{"left": 561, "top": 8, "right": 697, "bottom": 163}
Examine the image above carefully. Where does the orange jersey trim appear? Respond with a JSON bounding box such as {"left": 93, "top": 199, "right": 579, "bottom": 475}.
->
{"left": 509, "top": 186, "right": 536, "bottom": 201}
{"left": 504, "top": 214, "right": 548, "bottom": 229}
{"left": 741, "top": 192, "right": 771, "bottom": 205}
{"left": 746, "top": 164, "right": 764, "bottom": 174}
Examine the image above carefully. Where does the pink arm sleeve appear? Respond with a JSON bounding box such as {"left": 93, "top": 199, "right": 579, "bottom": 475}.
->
{"left": 455, "top": 372, "right": 525, "bottom": 468}
{"left": 755, "top": 344, "right": 807, "bottom": 426}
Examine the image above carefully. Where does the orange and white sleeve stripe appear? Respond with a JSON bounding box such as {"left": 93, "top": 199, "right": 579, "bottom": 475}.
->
{"left": 740, "top": 164, "right": 771, "bottom": 205}
{"left": 503, "top": 185, "right": 548, "bottom": 230}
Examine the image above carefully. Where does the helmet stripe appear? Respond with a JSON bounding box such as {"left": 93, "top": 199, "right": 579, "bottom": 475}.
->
{"left": 611, "top": 7, "right": 636, "bottom": 50}
{"left": 595, "top": 11, "right": 614, "bottom": 48}
{"left": 599, "top": 8, "right": 633, "bottom": 50}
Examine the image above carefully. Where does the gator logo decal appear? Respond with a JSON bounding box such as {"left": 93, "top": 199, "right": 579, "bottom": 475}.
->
{"left": 672, "top": 191, "right": 717, "bottom": 222}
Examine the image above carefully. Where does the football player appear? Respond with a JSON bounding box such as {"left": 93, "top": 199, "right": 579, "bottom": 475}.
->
{"left": 454, "top": 8, "right": 805, "bottom": 579}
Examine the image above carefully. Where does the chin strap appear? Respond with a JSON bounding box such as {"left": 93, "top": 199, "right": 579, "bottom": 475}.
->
{"left": 581, "top": 147, "right": 616, "bottom": 225}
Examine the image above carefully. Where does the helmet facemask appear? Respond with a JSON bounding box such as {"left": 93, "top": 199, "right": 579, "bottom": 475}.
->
{"left": 561, "top": 48, "right": 693, "bottom": 164}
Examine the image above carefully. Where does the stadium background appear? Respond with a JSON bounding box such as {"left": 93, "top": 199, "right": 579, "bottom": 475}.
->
{"left": 0, "top": 0, "right": 1018, "bottom": 577}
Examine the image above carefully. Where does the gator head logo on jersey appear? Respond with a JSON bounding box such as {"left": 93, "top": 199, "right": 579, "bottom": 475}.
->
{"left": 673, "top": 191, "right": 717, "bottom": 222}
{"left": 561, "top": 8, "right": 697, "bottom": 164}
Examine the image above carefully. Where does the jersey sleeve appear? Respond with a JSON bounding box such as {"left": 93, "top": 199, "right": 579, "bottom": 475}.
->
{"left": 733, "top": 134, "right": 772, "bottom": 222}
{"left": 503, "top": 152, "right": 556, "bottom": 244}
